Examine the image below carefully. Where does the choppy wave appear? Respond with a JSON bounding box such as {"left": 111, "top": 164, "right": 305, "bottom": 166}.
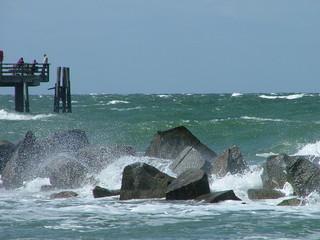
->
{"left": 259, "top": 93, "right": 305, "bottom": 100}
{"left": 0, "top": 109, "right": 54, "bottom": 121}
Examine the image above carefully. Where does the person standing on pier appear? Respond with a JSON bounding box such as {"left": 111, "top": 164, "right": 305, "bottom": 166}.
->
{"left": 43, "top": 54, "right": 48, "bottom": 65}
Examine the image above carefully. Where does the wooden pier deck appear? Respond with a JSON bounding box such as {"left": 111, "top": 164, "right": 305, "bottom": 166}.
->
{"left": 0, "top": 63, "right": 49, "bottom": 112}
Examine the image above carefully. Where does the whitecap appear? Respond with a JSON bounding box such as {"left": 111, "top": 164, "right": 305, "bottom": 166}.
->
{"left": 157, "top": 94, "right": 172, "bottom": 98}
{"left": 241, "top": 116, "right": 284, "bottom": 122}
{"left": 259, "top": 93, "right": 305, "bottom": 100}
{"left": 0, "top": 109, "right": 54, "bottom": 121}
{"left": 231, "top": 93, "right": 242, "bottom": 97}
{"left": 107, "top": 100, "right": 130, "bottom": 105}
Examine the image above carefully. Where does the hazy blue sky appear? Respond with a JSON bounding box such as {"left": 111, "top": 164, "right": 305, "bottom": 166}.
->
{"left": 1, "top": 0, "right": 320, "bottom": 94}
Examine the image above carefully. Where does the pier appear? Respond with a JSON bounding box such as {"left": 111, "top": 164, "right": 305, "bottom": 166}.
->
{"left": 0, "top": 63, "right": 49, "bottom": 112}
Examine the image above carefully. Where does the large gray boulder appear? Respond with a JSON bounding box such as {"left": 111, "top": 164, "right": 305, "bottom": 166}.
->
{"left": 120, "top": 162, "right": 175, "bottom": 200}
{"left": 2, "top": 131, "right": 37, "bottom": 189}
{"left": 166, "top": 169, "right": 210, "bottom": 200}
{"left": 0, "top": 140, "right": 16, "bottom": 174}
{"left": 2, "top": 129, "right": 90, "bottom": 189}
{"left": 170, "top": 146, "right": 213, "bottom": 175}
{"left": 285, "top": 156, "right": 320, "bottom": 197}
{"left": 144, "top": 126, "right": 217, "bottom": 160}
{"left": 210, "top": 146, "right": 248, "bottom": 177}
{"left": 75, "top": 145, "right": 136, "bottom": 172}
{"left": 261, "top": 154, "right": 289, "bottom": 190}
{"left": 46, "top": 157, "right": 88, "bottom": 189}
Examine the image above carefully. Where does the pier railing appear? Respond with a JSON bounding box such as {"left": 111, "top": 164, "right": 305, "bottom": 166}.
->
{"left": 0, "top": 63, "right": 49, "bottom": 86}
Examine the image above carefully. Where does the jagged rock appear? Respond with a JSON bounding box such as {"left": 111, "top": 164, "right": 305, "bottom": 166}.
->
{"left": 0, "top": 140, "right": 16, "bottom": 174}
{"left": 120, "top": 162, "right": 175, "bottom": 200}
{"left": 50, "top": 191, "right": 78, "bottom": 199}
{"left": 210, "top": 146, "right": 248, "bottom": 177}
{"left": 170, "top": 146, "right": 213, "bottom": 175}
{"left": 285, "top": 156, "right": 320, "bottom": 197}
{"left": 2, "top": 131, "right": 37, "bottom": 189}
{"left": 277, "top": 198, "right": 306, "bottom": 206}
{"left": 1, "top": 129, "right": 90, "bottom": 189}
{"left": 247, "top": 189, "right": 285, "bottom": 200}
{"left": 75, "top": 145, "right": 136, "bottom": 172}
{"left": 196, "top": 190, "right": 242, "bottom": 203}
{"left": 38, "top": 129, "right": 89, "bottom": 155}
{"left": 144, "top": 126, "right": 217, "bottom": 160}
{"left": 166, "top": 169, "right": 210, "bottom": 200}
{"left": 261, "top": 154, "right": 289, "bottom": 190}
{"left": 92, "top": 186, "right": 120, "bottom": 198}
{"left": 40, "top": 185, "right": 56, "bottom": 192}
{"left": 47, "top": 157, "right": 88, "bottom": 189}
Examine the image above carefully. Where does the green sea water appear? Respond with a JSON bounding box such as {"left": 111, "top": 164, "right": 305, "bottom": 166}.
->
{"left": 1, "top": 93, "right": 320, "bottom": 239}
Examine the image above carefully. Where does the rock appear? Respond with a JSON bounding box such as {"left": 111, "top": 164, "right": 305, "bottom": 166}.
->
{"left": 196, "top": 190, "right": 242, "bottom": 203}
{"left": 247, "top": 189, "right": 285, "bottom": 200}
{"left": 0, "top": 140, "right": 15, "bottom": 174}
{"left": 166, "top": 169, "right": 210, "bottom": 200}
{"left": 2, "top": 129, "right": 90, "bottom": 189}
{"left": 47, "top": 157, "right": 88, "bottom": 189}
{"left": 39, "top": 129, "right": 89, "bottom": 155}
{"left": 92, "top": 186, "right": 120, "bottom": 198}
{"left": 40, "top": 185, "right": 56, "bottom": 192}
{"left": 2, "top": 131, "right": 37, "bottom": 189}
{"left": 50, "top": 191, "right": 78, "bottom": 199}
{"left": 277, "top": 198, "right": 306, "bottom": 206}
{"left": 120, "top": 162, "right": 175, "bottom": 200}
{"left": 144, "top": 126, "right": 217, "bottom": 160}
{"left": 210, "top": 146, "right": 248, "bottom": 177}
{"left": 261, "top": 154, "right": 289, "bottom": 190}
{"left": 285, "top": 156, "right": 320, "bottom": 197}
{"left": 170, "top": 146, "right": 213, "bottom": 175}
{"left": 75, "top": 145, "right": 136, "bottom": 172}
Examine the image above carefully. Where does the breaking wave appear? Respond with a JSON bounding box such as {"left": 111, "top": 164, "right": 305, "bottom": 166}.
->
{"left": 259, "top": 93, "right": 305, "bottom": 100}
{"left": 0, "top": 109, "right": 54, "bottom": 121}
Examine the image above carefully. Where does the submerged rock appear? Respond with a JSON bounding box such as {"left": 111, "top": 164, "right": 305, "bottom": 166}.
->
{"left": 247, "top": 189, "right": 285, "bottom": 200}
{"left": 120, "top": 162, "right": 175, "bottom": 200}
{"left": 92, "top": 186, "right": 120, "bottom": 198}
{"left": 196, "top": 190, "right": 242, "bottom": 203}
{"left": 166, "top": 169, "right": 210, "bottom": 200}
{"left": 210, "top": 146, "right": 248, "bottom": 177}
{"left": 50, "top": 191, "right": 78, "bottom": 199}
{"left": 144, "top": 126, "right": 217, "bottom": 160}
{"left": 277, "top": 198, "right": 306, "bottom": 206}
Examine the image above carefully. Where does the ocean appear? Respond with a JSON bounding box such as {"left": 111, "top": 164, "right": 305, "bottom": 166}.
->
{"left": 1, "top": 93, "right": 320, "bottom": 239}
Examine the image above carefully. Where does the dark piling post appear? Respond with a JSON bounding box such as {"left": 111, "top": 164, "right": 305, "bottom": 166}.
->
{"left": 14, "top": 83, "right": 24, "bottom": 112}
{"left": 52, "top": 66, "right": 72, "bottom": 113}
{"left": 53, "top": 67, "right": 61, "bottom": 113}
{"left": 23, "top": 82, "right": 29, "bottom": 112}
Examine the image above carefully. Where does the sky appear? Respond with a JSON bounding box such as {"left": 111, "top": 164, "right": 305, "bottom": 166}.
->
{"left": 1, "top": 0, "right": 320, "bottom": 94}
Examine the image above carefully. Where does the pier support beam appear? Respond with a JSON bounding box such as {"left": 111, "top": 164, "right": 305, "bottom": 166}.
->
{"left": 14, "top": 82, "right": 30, "bottom": 112}
{"left": 52, "top": 67, "right": 72, "bottom": 113}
